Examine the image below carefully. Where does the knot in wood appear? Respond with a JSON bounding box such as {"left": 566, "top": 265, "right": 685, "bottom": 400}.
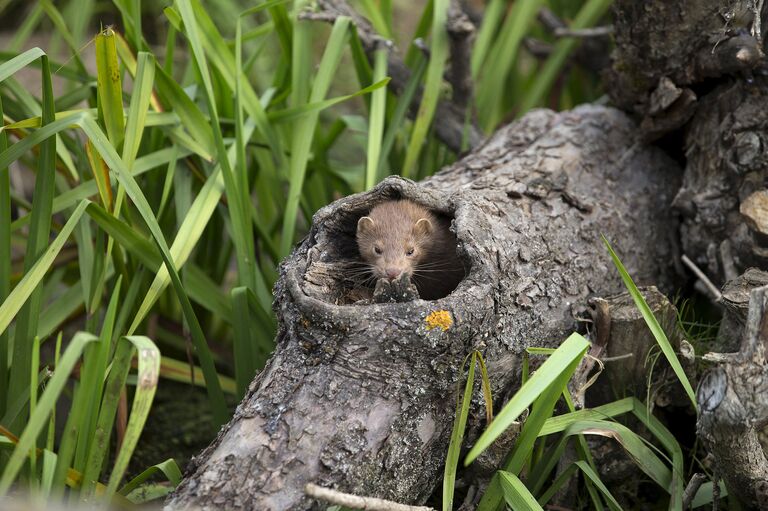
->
{"left": 698, "top": 367, "right": 727, "bottom": 413}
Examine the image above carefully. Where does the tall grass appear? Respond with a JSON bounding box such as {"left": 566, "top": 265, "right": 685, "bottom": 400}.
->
{"left": 0, "top": 0, "right": 607, "bottom": 503}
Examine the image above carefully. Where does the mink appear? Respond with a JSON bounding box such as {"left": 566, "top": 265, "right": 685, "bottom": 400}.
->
{"left": 355, "top": 200, "right": 465, "bottom": 300}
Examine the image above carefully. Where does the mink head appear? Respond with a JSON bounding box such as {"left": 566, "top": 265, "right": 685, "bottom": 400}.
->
{"left": 356, "top": 200, "right": 435, "bottom": 281}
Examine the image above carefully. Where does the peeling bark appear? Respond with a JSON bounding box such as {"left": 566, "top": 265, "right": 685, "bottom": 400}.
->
{"left": 167, "top": 105, "right": 681, "bottom": 510}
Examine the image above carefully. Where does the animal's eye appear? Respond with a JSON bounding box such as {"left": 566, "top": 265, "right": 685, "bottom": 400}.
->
{"left": 374, "top": 246, "right": 382, "bottom": 255}
{"left": 406, "top": 248, "right": 415, "bottom": 256}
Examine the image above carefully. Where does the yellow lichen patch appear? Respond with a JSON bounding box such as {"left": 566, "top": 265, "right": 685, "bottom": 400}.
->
{"left": 425, "top": 310, "right": 453, "bottom": 331}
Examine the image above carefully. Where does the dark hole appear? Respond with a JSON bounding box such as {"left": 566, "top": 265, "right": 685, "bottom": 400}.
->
{"left": 303, "top": 196, "right": 467, "bottom": 304}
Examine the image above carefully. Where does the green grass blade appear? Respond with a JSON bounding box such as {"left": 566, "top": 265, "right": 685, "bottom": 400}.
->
{"left": 365, "top": 48, "right": 387, "bottom": 190}
{"left": 691, "top": 481, "right": 728, "bottom": 508}
{"left": 176, "top": 0, "right": 267, "bottom": 304}
{"left": 470, "top": 0, "right": 505, "bottom": 77}
{"left": 280, "top": 16, "right": 351, "bottom": 256}
{"left": 630, "top": 398, "right": 684, "bottom": 509}
{"left": 540, "top": 397, "right": 635, "bottom": 436}
{"left": 377, "top": 53, "right": 426, "bottom": 175}
{"left": 158, "top": 356, "right": 236, "bottom": 394}
{"left": 129, "top": 124, "right": 265, "bottom": 331}
{"left": 76, "top": 279, "right": 123, "bottom": 497}
{"left": 79, "top": 335, "right": 134, "bottom": 499}
{"left": 152, "top": 65, "right": 215, "bottom": 161}
{"left": 231, "top": 286, "right": 257, "bottom": 398}
{"left": 122, "top": 52, "right": 155, "bottom": 169}
{"left": 603, "top": 236, "right": 697, "bottom": 409}
{"left": 267, "top": 78, "right": 390, "bottom": 124}
{"left": 504, "top": 351, "right": 585, "bottom": 474}
{"left": 536, "top": 463, "right": 579, "bottom": 507}
{"left": 465, "top": 333, "right": 590, "bottom": 464}
{"left": 79, "top": 115, "right": 229, "bottom": 425}
{"left": 497, "top": 471, "right": 544, "bottom": 510}
{"left": 476, "top": 473, "right": 503, "bottom": 511}
{"left": 401, "top": 0, "right": 449, "bottom": 178}
{"left": 104, "top": 336, "right": 160, "bottom": 500}
{"left": 516, "top": 0, "right": 613, "bottom": 114}
{"left": 443, "top": 353, "right": 477, "bottom": 511}
{"left": 0, "top": 332, "right": 99, "bottom": 494}
{"left": 475, "top": 0, "right": 543, "bottom": 131}
{"left": 39, "top": 449, "right": 57, "bottom": 498}
{"left": 118, "top": 458, "right": 182, "bottom": 496}
{"left": 95, "top": 27, "right": 125, "bottom": 151}
{"left": 0, "top": 201, "right": 88, "bottom": 337}
{"left": 6, "top": 55, "right": 58, "bottom": 416}
{"left": 0, "top": 93, "right": 9, "bottom": 416}
{"left": 356, "top": 0, "right": 393, "bottom": 39}
{"left": 0, "top": 48, "right": 46, "bottom": 82}
{"left": 574, "top": 460, "right": 622, "bottom": 511}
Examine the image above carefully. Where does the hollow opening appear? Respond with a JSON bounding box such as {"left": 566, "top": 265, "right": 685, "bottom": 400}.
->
{"left": 301, "top": 195, "right": 467, "bottom": 305}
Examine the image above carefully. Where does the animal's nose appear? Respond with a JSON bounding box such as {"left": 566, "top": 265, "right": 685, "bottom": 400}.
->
{"left": 385, "top": 268, "right": 400, "bottom": 279}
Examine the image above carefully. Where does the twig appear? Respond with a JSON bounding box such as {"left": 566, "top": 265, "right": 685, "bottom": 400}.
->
{"left": 719, "top": 240, "right": 738, "bottom": 282}
{"left": 305, "top": 483, "right": 437, "bottom": 511}
{"left": 682, "top": 473, "right": 707, "bottom": 509}
{"left": 447, "top": 0, "right": 475, "bottom": 112}
{"left": 554, "top": 26, "right": 614, "bottom": 38}
{"left": 753, "top": 0, "right": 765, "bottom": 44}
{"left": 601, "top": 353, "right": 634, "bottom": 362}
{"left": 682, "top": 254, "right": 723, "bottom": 302}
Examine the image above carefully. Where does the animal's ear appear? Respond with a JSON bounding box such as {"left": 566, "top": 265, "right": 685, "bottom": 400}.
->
{"left": 357, "top": 216, "right": 375, "bottom": 233}
{"left": 414, "top": 218, "right": 433, "bottom": 236}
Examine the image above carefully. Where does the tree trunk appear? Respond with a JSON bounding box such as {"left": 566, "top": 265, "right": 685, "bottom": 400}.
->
{"left": 167, "top": 105, "right": 681, "bottom": 510}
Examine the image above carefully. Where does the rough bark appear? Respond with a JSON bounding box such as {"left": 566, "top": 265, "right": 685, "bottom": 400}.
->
{"left": 697, "top": 273, "right": 768, "bottom": 508}
{"left": 167, "top": 104, "right": 681, "bottom": 510}
{"left": 609, "top": 0, "right": 768, "bottom": 285}
{"left": 583, "top": 288, "right": 682, "bottom": 408}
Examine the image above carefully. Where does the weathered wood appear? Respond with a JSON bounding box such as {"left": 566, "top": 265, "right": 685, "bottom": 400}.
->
{"left": 583, "top": 288, "right": 682, "bottom": 408}
{"left": 167, "top": 105, "right": 681, "bottom": 510}
{"left": 697, "top": 275, "right": 768, "bottom": 508}
{"left": 608, "top": 0, "right": 768, "bottom": 285}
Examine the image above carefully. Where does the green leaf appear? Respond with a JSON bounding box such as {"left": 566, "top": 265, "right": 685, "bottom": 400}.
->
{"left": 0, "top": 93, "right": 9, "bottom": 416}
{"left": 602, "top": 236, "right": 697, "bottom": 409}
{"left": 475, "top": 0, "right": 544, "bottom": 131}
{"left": 365, "top": 48, "right": 387, "bottom": 190}
{"left": 118, "top": 458, "right": 182, "bottom": 496}
{"left": 0, "top": 47, "right": 46, "bottom": 83}
{"left": 280, "top": 16, "right": 351, "bottom": 256}
{"left": 0, "top": 201, "right": 88, "bottom": 337}
{"left": 95, "top": 27, "right": 125, "bottom": 150}
{"left": 516, "top": 0, "right": 613, "bottom": 114}
{"left": 0, "top": 332, "right": 100, "bottom": 494}
{"left": 497, "top": 471, "right": 543, "bottom": 511}
{"left": 465, "top": 332, "right": 590, "bottom": 464}
{"left": 78, "top": 114, "right": 229, "bottom": 425}
{"left": 122, "top": 52, "right": 155, "bottom": 169}
{"left": 401, "top": 0, "right": 449, "bottom": 178}
{"left": 443, "top": 353, "right": 477, "bottom": 511}
{"left": 6, "top": 54, "right": 58, "bottom": 426}
{"left": 105, "top": 336, "right": 161, "bottom": 500}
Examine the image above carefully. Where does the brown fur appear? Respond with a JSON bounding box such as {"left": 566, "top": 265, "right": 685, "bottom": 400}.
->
{"left": 356, "top": 200, "right": 464, "bottom": 300}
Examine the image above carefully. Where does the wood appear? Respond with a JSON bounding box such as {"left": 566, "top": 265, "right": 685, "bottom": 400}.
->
{"left": 697, "top": 274, "right": 768, "bottom": 508}
{"left": 167, "top": 105, "right": 680, "bottom": 510}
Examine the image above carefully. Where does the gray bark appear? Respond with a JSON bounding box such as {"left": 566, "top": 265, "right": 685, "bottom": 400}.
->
{"left": 697, "top": 272, "right": 768, "bottom": 508}
{"left": 167, "top": 104, "right": 681, "bottom": 510}
{"left": 608, "top": 0, "right": 767, "bottom": 284}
